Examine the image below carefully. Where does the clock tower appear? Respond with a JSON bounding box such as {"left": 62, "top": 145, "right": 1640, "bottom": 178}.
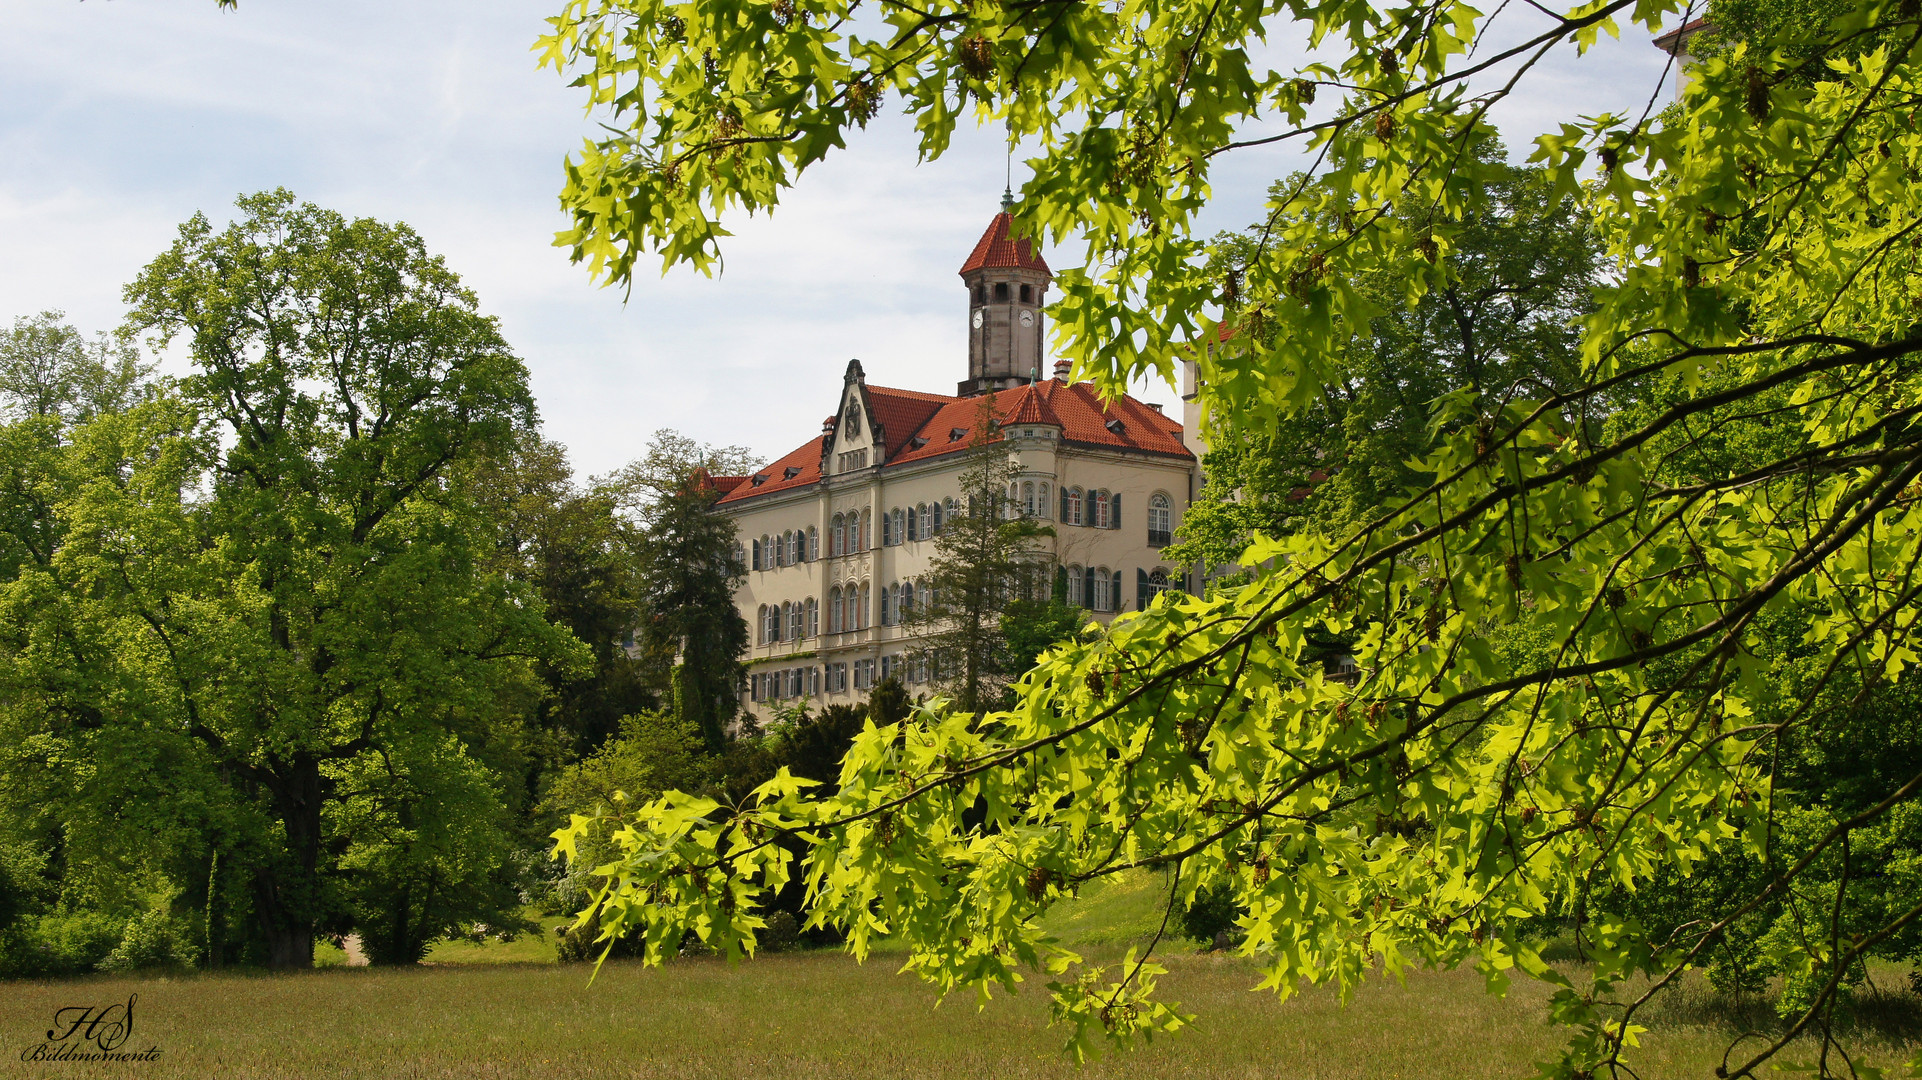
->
{"left": 958, "top": 192, "right": 1052, "bottom": 397}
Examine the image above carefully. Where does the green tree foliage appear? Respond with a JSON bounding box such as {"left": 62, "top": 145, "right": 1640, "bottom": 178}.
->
{"left": 0, "top": 190, "right": 580, "bottom": 970}
{"left": 546, "top": 0, "right": 1922, "bottom": 1073}
{"left": 459, "top": 435, "right": 655, "bottom": 758}
{"left": 902, "top": 401, "right": 1056, "bottom": 714}
{"left": 633, "top": 469, "right": 750, "bottom": 753}
{"left": 997, "top": 599, "right": 1087, "bottom": 701}
{"left": 1172, "top": 144, "right": 1605, "bottom": 566}
{"left": 0, "top": 311, "right": 152, "bottom": 426}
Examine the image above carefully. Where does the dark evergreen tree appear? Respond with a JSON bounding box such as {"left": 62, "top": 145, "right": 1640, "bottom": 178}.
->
{"left": 635, "top": 470, "right": 749, "bottom": 752}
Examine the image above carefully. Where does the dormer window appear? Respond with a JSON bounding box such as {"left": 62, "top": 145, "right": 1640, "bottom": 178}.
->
{"left": 909, "top": 436, "right": 928, "bottom": 449}
{"left": 949, "top": 427, "right": 968, "bottom": 442}
{"left": 751, "top": 474, "right": 768, "bottom": 486}
{"left": 784, "top": 466, "right": 801, "bottom": 480}
{"left": 994, "top": 282, "right": 1010, "bottom": 302}
{"left": 1105, "top": 418, "right": 1125, "bottom": 435}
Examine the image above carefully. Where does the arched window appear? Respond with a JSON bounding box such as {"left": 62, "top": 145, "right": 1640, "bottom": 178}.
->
{"left": 828, "top": 587, "right": 843, "bottom": 633}
{"left": 894, "top": 508, "right": 907, "bottom": 544}
{"left": 789, "top": 530, "right": 801, "bottom": 565}
{"left": 757, "top": 604, "right": 767, "bottom": 643}
{"left": 1148, "top": 493, "right": 1173, "bottom": 547}
{"left": 888, "top": 583, "right": 902, "bottom": 625}
{"left": 807, "top": 526, "right": 819, "bottom": 561}
{"left": 1092, "top": 567, "right": 1113, "bottom": 612}
{"left": 830, "top": 514, "right": 844, "bottom": 557}
{"left": 1022, "top": 481, "right": 1036, "bottom": 516}
{"left": 899, "top": 578, "right": 914, "bottom": 619}
{"left": 941, "top": 498, "right": 956, "bottom": 528}
{"left": 807, "top": 597, "right": 819, "bottom": 637}
{"left": 919, "top": 503, "right": 933, "bottom": 537}
{"left": 1093, "top": 490, "right": 1111, "bottom": 529}
{"left": 857, "top": 582, "right": 871, "bottom": 629}
{"left": 917, "top": 580, "right": 932, "bottom": 611}
{"left": 765, "top": 604, "right": 782, "bottom": 642}
{"left": 1039, "top": 482, "right": 1052, "bottom": 519}
{"left": 789, "top": 602, "right": 804, "bottom": 641}
{"left": 1139, "top": 569, "right": 1169, "bottom": 612}
{"left": 859, "top": 509, "right": 871, "bottom": 550}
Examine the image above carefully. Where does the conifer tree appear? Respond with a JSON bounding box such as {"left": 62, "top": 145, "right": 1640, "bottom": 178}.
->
{"left": 903, "top": 398, "right": 1054, "bottom": 715}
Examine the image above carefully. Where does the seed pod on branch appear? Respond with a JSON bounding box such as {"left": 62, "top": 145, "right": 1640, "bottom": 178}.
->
{"left": 1374, "top": 111, "right": 1396, "bottom": 141}
{"left": 956, "top": 34, "right": 995, "bottom": 79}
{"left": 846, "top": 77, "right": 884, "bottom": 126}
{"left": 1745, "top": 66, "right": 1772, "bottom": 123}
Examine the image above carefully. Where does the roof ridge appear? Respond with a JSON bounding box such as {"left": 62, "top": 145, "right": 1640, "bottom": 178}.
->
{"left": 866, "top": 383, "right": 960, "bottom": 403}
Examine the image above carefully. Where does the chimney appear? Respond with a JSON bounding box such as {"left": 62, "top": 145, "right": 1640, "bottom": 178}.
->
{"left": 1052, "top": 360, "right": 1072, "bottom": 381}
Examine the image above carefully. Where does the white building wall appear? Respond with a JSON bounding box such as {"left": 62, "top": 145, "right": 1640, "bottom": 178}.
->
{"left": 724, "top": 425, "right": 1195, "bottom": 719}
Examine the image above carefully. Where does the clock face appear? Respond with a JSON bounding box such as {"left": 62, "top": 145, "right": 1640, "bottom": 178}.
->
{"left": 972, "top": 309, "right": 984, "bottom": 329}
{"left": 1019, "top": 310, "right": 1035, "bottom": 327}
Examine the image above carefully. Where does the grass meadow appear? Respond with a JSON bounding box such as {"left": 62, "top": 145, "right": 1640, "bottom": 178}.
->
{"left": 5, "top": 875, "right": 1919, "bottom": 1079}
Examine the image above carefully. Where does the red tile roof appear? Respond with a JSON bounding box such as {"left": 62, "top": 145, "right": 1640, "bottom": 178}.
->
{"left": 721, "top": 439, "right": 825, "bottom": 504}
{"left": 1653, "top": 16, "right": 1708, "bottom": 55}
{"left": 717, "top": 379, "right": 1190, "bottom": 506}
{"left": 959, "top": 212, "right": 1051, "bottom": 276}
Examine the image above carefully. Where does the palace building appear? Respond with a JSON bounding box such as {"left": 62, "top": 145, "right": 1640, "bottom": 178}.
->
{"left": 712, "top": 200, "right": 1201, "bottom": 716}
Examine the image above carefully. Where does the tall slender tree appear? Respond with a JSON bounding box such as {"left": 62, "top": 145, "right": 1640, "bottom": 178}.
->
{"left": 633, "top": 469, "right": 749, "bottom": 752}
{"left": 903, "top": 399, "right": 1054, "bottom": 715}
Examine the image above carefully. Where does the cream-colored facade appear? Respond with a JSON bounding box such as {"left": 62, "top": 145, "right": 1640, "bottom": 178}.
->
{"left": 715, "top": 208, "right": 1199, "bottom": 717}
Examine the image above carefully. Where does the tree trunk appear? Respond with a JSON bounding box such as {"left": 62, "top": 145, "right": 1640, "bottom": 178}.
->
{"left": 252, "top": 751, "right": 325, "bottom": 969}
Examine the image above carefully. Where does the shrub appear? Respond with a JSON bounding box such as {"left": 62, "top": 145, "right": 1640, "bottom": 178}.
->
{"left": 761, "top": 910, "right": 799, "bottom": 953}
{"left": 97, "top": 909, "right": 198, "bottom": 973}
{"left": 0, "top": 909, "right": 124, "bottom": 978}
{"left": 1179, "top": 884, "right": 1242, "bottom": 947}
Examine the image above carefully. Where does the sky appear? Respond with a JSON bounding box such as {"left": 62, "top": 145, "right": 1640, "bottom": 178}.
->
{"left": 1, "top": 1, "right": 1683, "bottom": 479}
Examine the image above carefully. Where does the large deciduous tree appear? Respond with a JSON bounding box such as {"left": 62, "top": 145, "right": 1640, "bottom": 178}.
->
{"left": 0, "top": 190, "right": 578, "bottom": 969}
{"left": 542, "top": 0, "right": 1922, "bottom": 1074}
{"left": 1172, "top": 142, "right": 1605, "bottom": 565}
